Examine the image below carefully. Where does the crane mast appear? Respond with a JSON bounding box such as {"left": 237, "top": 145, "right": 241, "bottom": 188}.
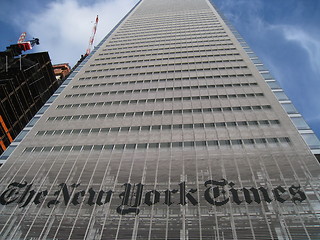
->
{"left": 85, "top": 15, "right": 99, "bottom": 56}
{"left": 17, "top": 32, "right": 27, "bottom": 43}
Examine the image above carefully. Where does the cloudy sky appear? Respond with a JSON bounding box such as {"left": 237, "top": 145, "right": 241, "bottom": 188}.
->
{"left": 213, "top": 0, "right": 320, "bottom": 138}
{"left": 0, "top": 0, "right": 319, "bottom": 138}
{"left": 0, "top": 0, "right": 139, "bottom": 65}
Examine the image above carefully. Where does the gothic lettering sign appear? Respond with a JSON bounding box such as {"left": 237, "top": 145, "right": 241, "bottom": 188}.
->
{"left": 0, "top": 179, "right": 306, "bottom": 215}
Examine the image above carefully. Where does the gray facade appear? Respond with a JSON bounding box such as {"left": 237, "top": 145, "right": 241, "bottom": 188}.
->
{"left": 1, "top": 0, "right": 320, "bottom": 239}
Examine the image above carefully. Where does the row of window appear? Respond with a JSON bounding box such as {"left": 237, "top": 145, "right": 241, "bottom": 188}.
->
{"left": 92, "top": 57, "right": 243, "bottom": 67}
{"left": 122, "top": 19, "right": 220, "bottom": 30}
{"left": 124, "top": 13, "right": 218, "bottom": 26}
{"left": 115, "top": 23, "right": 225, "bottom": 37}
{"left": 47, "top": 105, "right": 272, "bottom": 122}
{"left": 108, "top": 35, "right": 230, "bottom": 47}
{"left": 59, "top": 92, "right": 264, "bottom": 109}
{"left": 101, "top": 41, "right": 233, "bottom": 55}
{"left": 111, "top": 29, "right": 226, "bottom": 40}
{"left": 81, "top": 68, "right": 252, "bottom": 80}
{"left": 114, "top": 25, "right": 225, "bottom": 37}
{"left": 122, "top": 16, "right": 218, "bottom": 29}
{"left": 98, "top": 46, "right": 236, "bottom": 58}
{"left": 111, "top": 31, "right": 227, "bottom": 42}
{"left": 97, "top": 52, "right": 240, "bottom": 61}
{"left": 102, "top": 42, "right": 233, "bottom": 53}
{"left": 78, "top": 71, "right": 252, "bottom": 81}
{"left": 108, "top": 34, "right": 229, "bottom": 44}
{"left": 36, "top": 120, "right": 280, "bottom": 137}
{"left": 77, "top": 74, "right": 253, "bottom": 84}
{"left": 23, "top": 137, "right": 291, "bottom": 153}
{"left": 84, "top": 64, "right": 245, "bottom": 74}
{"left": 90, "top": 59, "right": 242, "bottom": 72}
{"left": 124, "top": 13, "right": 218, "bottom": 25}
{"left": 73, "top": 81, "right": 258, "bottom": 90}
{"left": 118, "top": 19, "right": 222, "bottom": 33}
{"left": 66, "top": 83, "right": 259, "bottom": 98}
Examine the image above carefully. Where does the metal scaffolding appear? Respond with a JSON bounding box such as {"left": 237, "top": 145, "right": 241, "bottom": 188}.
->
{"left": 0, "top": 51, "right": 60, "bottom": 156}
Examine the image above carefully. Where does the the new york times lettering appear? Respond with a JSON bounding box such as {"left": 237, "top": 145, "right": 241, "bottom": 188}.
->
{"left": 0, "top": 179, "right": 306, "bottom": 215}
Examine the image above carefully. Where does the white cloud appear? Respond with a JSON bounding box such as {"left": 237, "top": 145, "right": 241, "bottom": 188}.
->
{"left": 280, "top": 26, "right": 320, "bottom": 75}
{"left": 18, "top": 0, "right": 139, "bottom": 66}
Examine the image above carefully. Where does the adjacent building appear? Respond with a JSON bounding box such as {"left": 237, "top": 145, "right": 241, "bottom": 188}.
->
{"left": 53, "top": 63, "right": 71, "bottom": 83}
{"left": 0, "top": 51, "right": 60, "bottom": 157}
{"left": 0, "top": 0, "right": 320, "bottom": 239}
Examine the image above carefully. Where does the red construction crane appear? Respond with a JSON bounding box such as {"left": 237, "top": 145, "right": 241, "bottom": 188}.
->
{"left": 6, "top": 32, "right": 39, "bottom": 56}
{"left": 85, "top": 15, "right": 99, "bottom": 56}
{"left": 16, "top": 32, "right": 39, "bottom": 51}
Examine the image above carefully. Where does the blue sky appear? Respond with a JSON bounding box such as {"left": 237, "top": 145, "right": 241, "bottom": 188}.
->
{"left": 0, "top": 0, "right": 319, "bottom": 138}
{"left": 213, "top": 0, "right": 320, "bottom": 138}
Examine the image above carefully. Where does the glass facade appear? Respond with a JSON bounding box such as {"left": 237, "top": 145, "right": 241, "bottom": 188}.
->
{"left": 1, "top": 0, "right": 320, "bottom": 239}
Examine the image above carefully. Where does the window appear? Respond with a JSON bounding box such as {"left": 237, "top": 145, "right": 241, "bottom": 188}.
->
{"left": 121, "top": 127, "right": 130, "bottom": 132}
{"left": 126, "top": 144, "right": 136, "bottom": 149}
{"left": 270, "top": 120, "right": 280, "bottom": 125}
{"left": 172, "top": 142, "right": 183, "bottom": 148}
{"left": 162, "top": 125, "right": 171, "bottom": 130}
{"left": 27, "top": 117, "right": 40, "bottom": 127}
{"left": 55, "top": 130, "right": 63, "bottom": 135}
{"left": 82, "top": 129, "right": 90, "bottom": 134}
{"left": 36, "top": 131, "right": 45, "bottom": 136}
{"left": 219, "top": 140, "right": 231, "bottom": 145}
{"left": 267, "top": 81, "right": 280, "bottom": 89}
{"left": 63, "top": 130, "right": 72, "bottom": 135}
{"left": 52, "top": 146, "right": 62, "bottom": 151}
{"left": 93, "top": 145, "right": 103, "bottom": 150}
{"left": 216, "top": 122, "right": 226, "bottom": 127}
{"left": 255, "top": 138, "right": 267, "bottom": 144}
{"left": 261, "top": 72, "right": 273, "bottom": 80}
{"left": 62, "top": 146, "right": 72, "bottom": 151}
{"left": 141, "top": 126, "right": 150, "bottom": 131}
{"left": 184, "top": 141, "right": 194, "bottom": 147}
{"left": 259, "top": 120, "right": 269, "bottom": 125}
{"left": 231, "top": 140, "right": 242, "bottom": 145}
{"left": 196, "top": 141, "right": 206, "bottom": 147}
{"left": 274, "top": 91, "right": 289, "bottom": 100}
{"left": 83, "top": 145, "right": 93, "bottom": 151}
{"left": 267, "top": 138, "right": 278, "bottom": 143}
{"left": 301, "top": 133, "right": 320, "bottom": 149}
{"left": 73, "top": 129, "right": 81, "bottom": 134}
{"left": 243, "top": 139, "right": 254, "bottom": 145}
{"left": 111, "top": 127, "right": 120, "bottom": 132}
{"left": 160, "top": 142, "right": 171, "bottom": 148}
{"left": 226, "top": 122, "right": 236, "bottom": 127}
{"left": 291, "top": 117, "right": 309, "bottom": 130}
{"left": 248, "top": 121, "right": 258, "bottom": 126}
{"left": 137, "top": 143, "right": 148, "bottom": 149}
{"left": 46, "top": 130, "right": 54, "bottom": 135}
{"left": 149, "top": 143, "right": 159, "bottom": 148}
{"left": 101, "top": 128, "right": 110, "bottom": 133}
{"left": 282, "top": 103, "right": 298, "bottom": 114}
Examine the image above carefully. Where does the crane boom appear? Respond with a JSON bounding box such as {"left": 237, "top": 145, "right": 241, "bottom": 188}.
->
{"left": 85, "top": 15, "right": 99, "bottom": 56}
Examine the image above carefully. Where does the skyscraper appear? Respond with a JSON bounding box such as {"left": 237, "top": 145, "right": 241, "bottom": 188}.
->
{"left": 1, "top": 0, "right": 320, "bottom": 239}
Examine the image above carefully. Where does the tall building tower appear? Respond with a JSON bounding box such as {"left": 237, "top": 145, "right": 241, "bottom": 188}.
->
{"left": 1, "top": 0, "right": 320, "bottom": 239}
